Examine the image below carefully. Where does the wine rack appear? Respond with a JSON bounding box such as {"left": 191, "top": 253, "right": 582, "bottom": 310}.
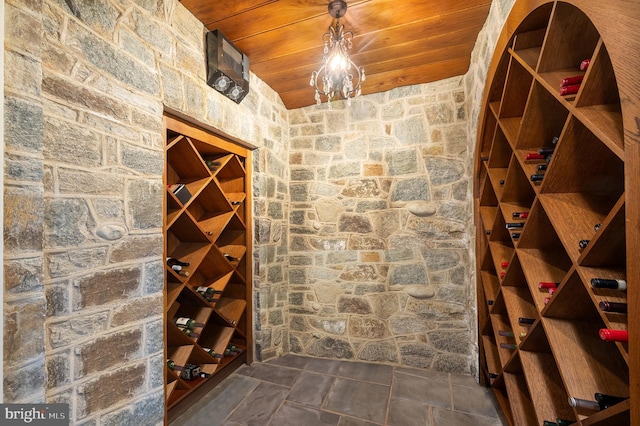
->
{"left": 164, "top": 115, "right": 252, "bottom": 421}
{"left": 474, "top": 1, "right": 640, "bottom": 425}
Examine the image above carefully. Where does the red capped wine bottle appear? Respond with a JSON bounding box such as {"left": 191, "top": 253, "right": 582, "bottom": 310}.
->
{"left": 560, "top": 84, "right": 580, "bottom": 96}
{"left": 538, "top": 281, "right": 559, "bottom": 289}
{"left": 561, "top": 75, "right": 584, "bottom": 86}
{"left": 599, "top": 328, "right": 628, "bottom": 343}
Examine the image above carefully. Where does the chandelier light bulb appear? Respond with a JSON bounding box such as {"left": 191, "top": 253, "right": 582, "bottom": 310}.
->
{"left": 310, "top": 0, "right": 364, "bottom": 106}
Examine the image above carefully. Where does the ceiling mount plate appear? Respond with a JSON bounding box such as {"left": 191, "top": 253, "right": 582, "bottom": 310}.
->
{"left": 328, "top": 0, "right": 347, "bottom": 19}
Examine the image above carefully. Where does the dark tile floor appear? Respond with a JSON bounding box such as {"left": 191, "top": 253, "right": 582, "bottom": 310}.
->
{"left": 170, "top": 354, "right": 506, "bottom": 426}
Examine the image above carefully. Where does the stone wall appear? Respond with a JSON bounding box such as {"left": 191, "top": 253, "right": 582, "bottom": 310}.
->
{"left": 287, "top": 81, "right": 475, "bottom": 372}
{"left": 4, "top": 0, "right": 289, "bottom": 423}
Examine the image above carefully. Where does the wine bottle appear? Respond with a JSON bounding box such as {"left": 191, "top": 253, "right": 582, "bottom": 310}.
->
{"left": 590, "top": 278, "right": 626, "bottom": 291}
{"left": 501, "top": 261, "right": 509, "bottom": 268}
{"left": 174, "top": 317, "right": 204, "bottom": 330}
{"left": 599, "top": 328, "right": 628, "bottom": 343}
{"left": 223, "top": 253, "right": 239, "bottom": 261}
{"left": 488, "top": 372, "right": 499, "bottom": 379}
{"left": 230, "top": 201, "right": 242, "bottom": 206}
{"left": 500, "top": 343, "right": 517, "bottom": 350}
{"left": 599, "top": 301, "right": 627, "bottom": 314}
{"left": 544, "top": 296, "right": 551, "bottom": 304}
{"left": 578, "top": 239, "right": 590, "bottom": 250}
{"left": 548, "top": 287, "right": 556, "bottom": 296}
{"left": 560, "top": 84, "right": 580, "bottom": 96}
{"left": 543, "top": 421, "right": 558, "bottom": 426}
{"left": 525, "top": 153, "right": 546, "bottom": 161}
{"left": 538, "top": 281, "right": 559, "bottom": 289}
{"left": 530, "top": 173, "right": 544, "bottom": 182}
{"left": 167, "top": 257, "right": 189, "bottom": 267}
{"left": 537, "top": 164, "right": 548, "bottom": 171}
{"left": 561, "top": 75, "right": 584, "bottom": 86}
{"left": 196, "top": 286, "right": 218, "bottom": 296}
{"left": 594, "top": 393, "right": 627, "bottom": 409}
{"left": 178, "top": 270, "right": 190, "bottom": 277}
{"left": 538, "top": 147, "right": 555, "bottom": 156}
{"left": 481, "top": 156, "right": 489, "bottom": 161}
{"left": 180, "top": 363, "right": 201, "bottom": 380}
{"left": 594, "top": 223, "right": 601, "bottom": 232}
{"left": 556, "top": 419, "right": 576, "bottom": 426}
{"left": 485, "top": 230, "right": 491, "bottom": 235}
{"left": 505, "top": 222, "right": 524, "bottom": 229}
{"left": 511, "top": 232, "right": 521, "bottom": 239}
{"left": 580, "top": 58, "right": 591, "bottom": 71}
{"left": 519, "top": 331, "right": 527, "bottom": 338}
{"left": 498, "top": 330, "right": 514, "bottom": 337}
{"left": 499, "top": 179, "right": 505, "bottom": 186}
{"left": 512, "top": 211, "right": 529, "bottom": 218}
{"left": 487, "top": 300, "right": 494, "bottom": 306}
{"left": 167, "top": 359, "right": 183, "bottom": 371}
{"left": 500, "top": 272, "right": 506, "bottom": 278}
{"left": 568, "top": 396, "right": 599, "bottom": 411}
{"left": 518, "top": 317, "right": 535, "bottom": 325}
{"left": 199, "top": 372, "right": 212, "bottom": 379}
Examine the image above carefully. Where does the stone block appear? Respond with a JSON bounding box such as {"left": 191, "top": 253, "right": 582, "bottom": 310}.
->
{"left": 338, "top": 213, "right": 373, "bottom": 233}
{"left": 72, "top": 266, "right": 141, "bottom": 310}
{"left": 110, "top": 235, "right": 162, "bottom": 264}
{"left": 315, "top": 135, "right": 342, "bottom": 152}
{"left": 43, "top": 117, "right": 102, "bottom": 167}
{"left": 337, "top": 296, "right": 372, "bottom": 315}
{"left": 290, "top": 183, "right": 309, "bottom": 202}
{"left": 349, "top": 99, "right": 378, "bottom": 121}
{"left": 77, "top": 364, "right": 146, "bottom": 419}
{"left": 339, "top": 264, "right": 379, "bottom": 282}
{"left": 388, "top": 314, "right": 432, "bottom": 335}
{"left": 5, "top": 186, "right": 44, "bottom": 253}
{"left": 4, "top": 358, "right": 45, "bottom": 402}
{"left": 148, "top": 354, "right": 164, "bottom": 389}
{"left": 390, "top": 177, "right": 430, "bottom": 202}
{"left": 100, "top": 391, "right": 164, "bottom": 426}
{"left": 43, "top": 75, "right": 129, "bottom": 122}
{"left": 341, "top": 179, "right": 381, "bottom": 198}
{"left": 121, "top": 142, "right": 164, "bottom": 175}
{"left": 307, "top": 336, "right": 354, "bottom": 359}
{"left": 144, "top": 260, "right": 163, "bottom": 294}
{"left": 399, "top": 343, "right": 437, "bottom": 368}
{"left": 47, "top": 351, "right": 71, "bottom": 390}
{"left": 5, "top": 153, "right": 44, "bottom": 183}
{"left": 126, "top": 179, "right": 163, "bottom": 230}
{"left": 328, "top": 162, "right": 361, "bottom": 179}
{"left": 45, "top": 197, "right": 93, "bottom": 248}
{"left": 406, "top": 299, "right": 465, "bottom": 321}
{"left": 5, "top": 50, "right": 42, "bottom": 97}
{"left": 389, "top": 263, "right": 427, "bottom": 287}
{"left": 347, "top": 235, "right": 386, "bottom": 250}
{"left": 309, "top": 318, "right": 346, "bottom": 335}
{"left": 75, "top": 328, "right": 142, "bottom": 379}
{"left": 392, "top": 116, "right": 427, "bottom": 145}
{"left": 67, "top": 20, "right": 158, "bottom": 95}
{"left": 348, "top": 317, "right": 388, "bottom": 339}
{"left": 58, "top": 167, "right": 124, "bottom": 196}
{"left": 368, "top": 293, "right": 400, "bottom": 320}
{"left": 358, "top": 340, "right": 399, "bottom": 363}
{"left": 5, "top": 256, "right": 44, "bottom": 294}
{"left": 5, "top": 3, "right": 42, "bottom": 57}
{"left": 432, "top": 353, "right": 471, "bottom": 374}
{"left": 46, "top": 283, "right": 70, "bottom": 317}
{"left": 4, "top": 298, "right": 45, "bottom": 364}
{"left": 428, "top": 330, "right": 470, "bottom": 355}
{"left": 48, "top": 311, "right": 109, "bottom": 349}
{"left": 407, "top": 216, "right": 465, "bottom": 240}
{"left": 111, "top": 295, "right": 162, "bottom": 327}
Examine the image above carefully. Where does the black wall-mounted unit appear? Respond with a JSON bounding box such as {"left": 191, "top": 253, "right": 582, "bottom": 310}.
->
{"left": 206, "top": 30, "right": 250, "bottom": 103}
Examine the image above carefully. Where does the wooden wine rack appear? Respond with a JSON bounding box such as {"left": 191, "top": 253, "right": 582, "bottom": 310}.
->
{"left": 474, "top": 1, "right": 640, "bottom": 425}
{"left": 163, "top": 115, "right": 252, "bottom": 421}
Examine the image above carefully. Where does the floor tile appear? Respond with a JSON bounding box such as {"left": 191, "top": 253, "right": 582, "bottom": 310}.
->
{"left": 287, "top": 371, "right": 335, "bottom": 407}
{"left": 337, "top": 416, "right": 381, "bottom": 426}
{"left": 170, "top": 375, "right": 259, "bottom": 426}
{"left": 392, "top": 372, "right": 451, "bottom": 409}
{"left": 335, "top": 361, "right": 394, "bottom": 385}
{"left": 236, "top": 362, "right": 301, "bottom": 387}
{"left": 395, "top": 366, "right": 450, "bottom": 383}
{"left": 324, "top": 377, "right": 390, "bottom": 423}
{"left": 268, "top": 402, "right": 340, "bottom": 426}
{"left": 432, "top": 407, "right": 503, "bottom": 426}
{"left": 450, "top": 373, "right": 480, "bottom": 388}
{"left": 386, "top": 397, "right": 431, "bottom": 426}
{"left": 452, "top": 384, "right": 499, "bottom": 418}
{"left": 267, "top": 354, "right": 312, "bottom": 370}
{"left": 302, "top": 357, "right": 344, "bottom": 376}
{"left": 222, "top": 381, "right": 290, "bottom": 425}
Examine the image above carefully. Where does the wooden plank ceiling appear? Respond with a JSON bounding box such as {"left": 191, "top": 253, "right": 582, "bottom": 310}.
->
{"left": 180, "top": 0, "right": 493, "bottom": 109}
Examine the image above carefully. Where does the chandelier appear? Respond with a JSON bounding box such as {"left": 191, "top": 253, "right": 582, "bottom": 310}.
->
{"left": 310, "top": 0, "right": 365, "bottom": 106}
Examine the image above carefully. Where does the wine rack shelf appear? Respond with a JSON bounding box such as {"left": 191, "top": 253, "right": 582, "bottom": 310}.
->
{"left": 164, "top": 115, "right": 252, "bottom": 421}
{"left": 474, "top": 1, "right": 640, "bottom": 425}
